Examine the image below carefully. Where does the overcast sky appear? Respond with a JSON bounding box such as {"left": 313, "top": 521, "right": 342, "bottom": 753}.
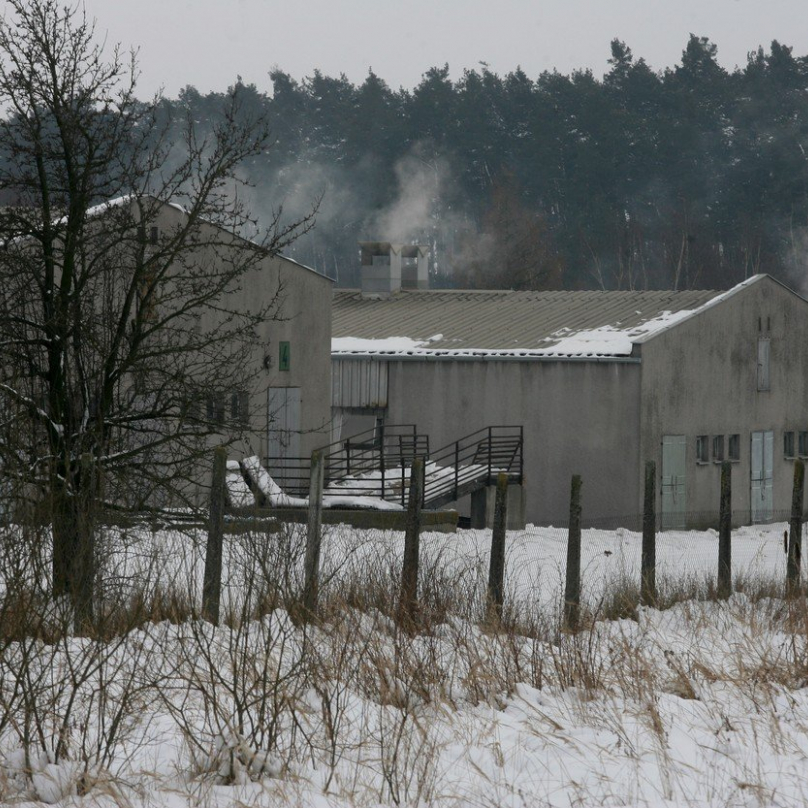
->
{"left": 82, "top": 0, "right": 808, "bottom": 98}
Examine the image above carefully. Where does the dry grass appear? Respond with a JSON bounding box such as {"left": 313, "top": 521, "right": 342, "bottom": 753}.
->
{"left": 2, "top": 519, "right": 808, "bottom": 805}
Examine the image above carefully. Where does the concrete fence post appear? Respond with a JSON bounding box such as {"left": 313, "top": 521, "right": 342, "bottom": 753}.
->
{"left": 717, "top": 461, "right": 732, "bottom": 599}
{"left": 487, "top": 472, "right": 509, "bottom": 621}
{"left": 202, "top": 446, "right": 227, "bottom": 624}
{"left": 398, "top": 457, "right": 424, "bottom": 628}
{"left": 302, "top": 449, "right": 325, "bottom": 619}
{"left": 641, "top": 461, "right": 656, "bottom": 607}
{"left": 563, "top": 474, "right": 582, "bottom": 632}
{"left": 788, "top": 458, "right": 805, "bottom": 596}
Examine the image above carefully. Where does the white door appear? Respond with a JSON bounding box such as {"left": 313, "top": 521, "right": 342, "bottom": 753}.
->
{"left": 751, "top": 430, "right": 773, "bottom": 523}
{"left": 267, "top": 388, "right": 301, "bottom": 490}
{"left": 661, "top": 435, "right": 686, "bottom": 530}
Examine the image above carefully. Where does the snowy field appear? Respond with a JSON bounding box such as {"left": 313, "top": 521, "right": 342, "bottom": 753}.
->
{"left": 1, "top": 520, "right": 808, "bottom": 807}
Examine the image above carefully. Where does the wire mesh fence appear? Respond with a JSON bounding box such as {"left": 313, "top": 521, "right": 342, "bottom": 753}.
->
{"left": 0, "top": 502, "right": 800, "bottom": 632}
{"left": 283, "top": 507, "right": 802, "bottom": 628}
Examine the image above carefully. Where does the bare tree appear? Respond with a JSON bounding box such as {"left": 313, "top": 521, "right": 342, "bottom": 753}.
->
{"left": 0, "top": 0, "right": 315, "bottom": 623}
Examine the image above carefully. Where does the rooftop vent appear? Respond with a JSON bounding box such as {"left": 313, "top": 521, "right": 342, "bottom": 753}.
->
{"left": 359, "top": 242, "right": 429, "bottom": 296}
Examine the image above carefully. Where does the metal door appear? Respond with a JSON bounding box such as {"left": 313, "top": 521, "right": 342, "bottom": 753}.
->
{"left": 267, "top": 387, "right": 301, "bottom": 490}
{"left": 661, "top": 435, "right": 686, "bottom": 530}
{"left": 751, "top": 430, "right": 773, "bottom": 523}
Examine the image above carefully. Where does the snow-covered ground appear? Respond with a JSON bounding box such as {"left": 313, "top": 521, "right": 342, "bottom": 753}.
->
{"left": 1, "top": 520, "right": 807, "bottom": 806}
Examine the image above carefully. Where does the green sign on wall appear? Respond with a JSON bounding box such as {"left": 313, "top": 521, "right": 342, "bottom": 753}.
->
{"left": 279, "top": 341, "right": 291, "bottom": 371}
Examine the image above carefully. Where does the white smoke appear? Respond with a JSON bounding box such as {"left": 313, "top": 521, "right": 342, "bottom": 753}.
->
{"left": 363, "top": 147, "right": 450, "bottom": 242}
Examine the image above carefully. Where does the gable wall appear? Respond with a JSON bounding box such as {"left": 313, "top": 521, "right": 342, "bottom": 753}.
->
{"left": 639, "top": 277, "right": 808, "bottom": 521}
{"left": 153, "top": 205, "right": 332, "bottom": 480}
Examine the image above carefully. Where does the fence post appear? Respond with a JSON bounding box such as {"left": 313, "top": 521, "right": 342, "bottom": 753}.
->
{"left": 380, "top": 423, "right": 386, "bottom": 500}
{"left": 563, "top": 474, "right": 582, "bottom": 632}
{"left": 74, "top": 452, "right": 97, "bottom": 631}
{"left": 454, "top": 441, "right": 459, "bottom": 501}
{"left": 487, "top": 427, "right": 492, "bottom": 484}
{"left": 641, "top": 461, "right": 656, "bottom": 607}
{"left": 787, "top": 458, "right": 805, "bottom": 596}
{"left": 301, "top": 449, "right": 325, "bottom": 619}
{"left": 487, "top": 472, "right": 509, "bottom": 622}
{"left": 401, "top": 463, "right": 406, "bottom": 507}
{"left": 398, "top": 457, "right": 424, "bottom": 628}
{"left": 717, "top": 461, "right": 732, "bottom": 599}
{"left": 202, "top": 446, "right": 227, "bottom": 624}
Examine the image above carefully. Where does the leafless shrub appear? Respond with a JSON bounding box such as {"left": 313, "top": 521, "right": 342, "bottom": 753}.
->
{"left": 160, "top": 604, "right": 309, "bottom": 784}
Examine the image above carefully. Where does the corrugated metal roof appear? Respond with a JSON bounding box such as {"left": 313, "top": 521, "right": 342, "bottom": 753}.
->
{"left": 332, "top": 287, "right": 724, "bottom": 358}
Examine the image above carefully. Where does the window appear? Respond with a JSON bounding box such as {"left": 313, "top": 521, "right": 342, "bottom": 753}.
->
{"left": 784, "top": 431, "right": 796, "bottom": 458}
{"left": 206, "top": 393, "right": 225, "bottom": 427}
{"left": 712, "top": 435, "right": 724, "bottom": 462}
{"left": 696, "top": 435, "right": 709, "bottom": 463}
{"left": 149, "top": 225, "right": 159, "bottom": 245}
{"left": 279, "top": 341, "right": 291, "bottom": 371}
{"left": 728, "top": 434, "right": 740, "bottom": 462}
{"left": 800, "top": 431, "right": 808, "bottom": 457}
{"left": 231, "top": 390, "right": 249, "bottom": 426}
{"left": 757, "top": 338, "right": 771, "bottom": 391}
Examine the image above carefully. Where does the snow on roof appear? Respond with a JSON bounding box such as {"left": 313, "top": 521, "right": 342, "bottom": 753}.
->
{"left": 332, "top": 284, "right": 746, "bottom": 359}
{"left": 79, "top": 195, "right": 330, "bottom": 282}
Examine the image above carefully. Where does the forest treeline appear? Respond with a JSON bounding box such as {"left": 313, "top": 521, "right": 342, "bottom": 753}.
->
{"left": 31, "top": 35, "right": 808, "bottom": 290}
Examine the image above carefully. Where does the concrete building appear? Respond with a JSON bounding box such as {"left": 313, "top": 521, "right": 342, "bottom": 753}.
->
{"left": 332, "top": 270, "right": 808, "bottom": 527}
{"left": 147, "top": 200, "right": 333, "bottom": 495}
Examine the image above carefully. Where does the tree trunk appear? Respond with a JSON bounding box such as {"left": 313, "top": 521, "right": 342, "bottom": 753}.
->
{"left": 51, "top": 458, "right": 96, "bottom": 629}
{"left": 51, "top": 482, "right": 78, "bottom": 600}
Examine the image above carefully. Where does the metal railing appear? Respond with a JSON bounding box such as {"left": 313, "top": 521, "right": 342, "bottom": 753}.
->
{"left": 265, "top": 424, "right": 523, "bottom": 509}
{"left": 422, "top": 426, "right": 523, "bottom": 508}
{"left": 265, "top": 424, "right": 428, "bottom": 500}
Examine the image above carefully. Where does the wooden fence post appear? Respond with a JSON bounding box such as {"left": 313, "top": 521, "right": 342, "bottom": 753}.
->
{"left": 202, "top": 446, "right": 227, "bottom": 624}
{"left": 641, "top": 461, "right": 656, "bottom": 607}
{"left": 787, "top": 458, "right": 805, "bottom": 596}
{"left": 563, "top": 474, "right": 582, "bottom": 632}
{"left": 302, "top": 449, "right": 325, "bottom": 618}
{"left": 487, "top": 472, "right": 509, "bottom": 622}
{"left": 74, "top": 452, "right": 97, "bottom": 631}
{"left": 398, "top": 457, "right": 424, "bottom": 628}
{"left": 717, "top": 461, "right": 732, "bottom": 599}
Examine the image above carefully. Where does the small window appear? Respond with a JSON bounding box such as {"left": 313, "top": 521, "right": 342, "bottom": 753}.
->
{"left": 206, "top": 393, "right": 225, "bottom": 427}
{"left": 728, "top": 434, "right": 740, "bottom": 462}
{"left": 231, "top": 390, "right": 249, "bottom": 426}
{"left": 799, "top": 431, "right": 808, "bottom": 457}
{"left": 696, "top": 435, "right": 709, "bottom": 464}
{"left": 712, "top": 435, "right": 724, "bottom": 463}
{"left": 757, "top": 338, "right": 770, "bottom": 391}
{"left": 784, "top": 431, "right": 796, "bottom": 458}
{"left": 279, "top": 341, "right": 291, "bottom": 371}
{"left": 149, "top": 226, "right": 159, "bottom": 245}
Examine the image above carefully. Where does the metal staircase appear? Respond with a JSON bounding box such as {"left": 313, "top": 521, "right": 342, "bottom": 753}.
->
{"left": 266, "top": 424, "right": 523, "bottom": 509}
{"left": 421, "top": 426, "right": 523, "bottom": 508}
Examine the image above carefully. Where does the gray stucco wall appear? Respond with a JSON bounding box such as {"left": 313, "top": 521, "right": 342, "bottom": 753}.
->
{"left": 224, "top": 254, "right": 333, "bottom": 461}
{"left": 153, "top": 205, "right": 332, "bottom": 494}
{"left": 380, "top": 357, "right": 642, "bottom": 525}
{"left": 638, "top": 277, "right": 808, "bottom": 522}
